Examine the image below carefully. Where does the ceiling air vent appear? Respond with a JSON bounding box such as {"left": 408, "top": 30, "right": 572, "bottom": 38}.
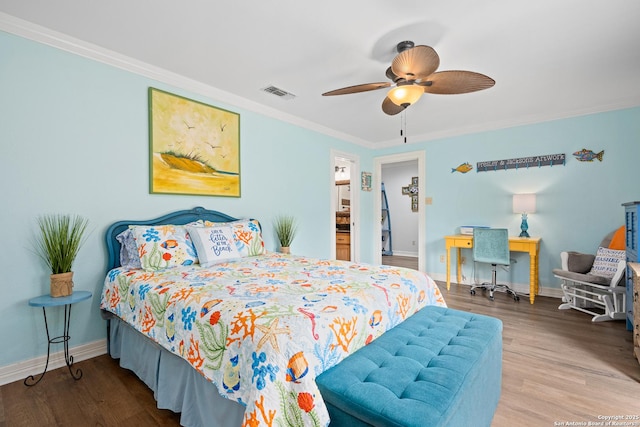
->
{"left": 261, "top": 85, "right": 296, "bottom": 100}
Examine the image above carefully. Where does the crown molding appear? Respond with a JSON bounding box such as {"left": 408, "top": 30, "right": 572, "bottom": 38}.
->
{"left": 4, "top": 12, "right": 637, "bottom": 151}
{"left": 0, "top": 12, "right": 373, "bottom": 149}
{"left": 377, "top": 97, "right": 640, "bottom": 148}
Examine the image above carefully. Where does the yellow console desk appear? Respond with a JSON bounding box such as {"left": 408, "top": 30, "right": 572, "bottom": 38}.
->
{"left": 444, "top": 234, "right": 541, "bottom": 304}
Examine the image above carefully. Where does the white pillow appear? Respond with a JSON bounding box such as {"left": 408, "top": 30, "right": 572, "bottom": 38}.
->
{"left": 589, "top": 246, "right": 625, "bottom": 279}
{"left": 186, "top": 225, "right": 241, "bottom": 267}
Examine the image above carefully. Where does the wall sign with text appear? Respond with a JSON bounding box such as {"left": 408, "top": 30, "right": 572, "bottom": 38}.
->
{"left": 476, "top": 153, "right": 565, "bottom": 172}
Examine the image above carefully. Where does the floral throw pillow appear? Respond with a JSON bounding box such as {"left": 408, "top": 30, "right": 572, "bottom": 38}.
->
{"left": 130, "top": 225, "right": 198, "bottom": 271}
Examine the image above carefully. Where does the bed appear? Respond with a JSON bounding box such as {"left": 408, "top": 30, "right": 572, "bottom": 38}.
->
{"left": 100, "top": 207, "right": 446, "bottom": 427}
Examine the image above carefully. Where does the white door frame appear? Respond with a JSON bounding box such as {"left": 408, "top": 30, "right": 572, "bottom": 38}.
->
{"left": 373, "top": 151, "right": 425, "bottom": 271}
{"left": 330, "top": 149, "right": 360, "bottom": 262}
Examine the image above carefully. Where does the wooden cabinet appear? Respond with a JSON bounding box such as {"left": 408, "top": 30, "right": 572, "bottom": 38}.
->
{"left": 336, "top": 232, "right": 350, "bottom": 261}
{"left": 336, "top": 213, "right": 350, "bottom": 227}
{"left": 336, "top": 212, "right": 350, "bottom": 261}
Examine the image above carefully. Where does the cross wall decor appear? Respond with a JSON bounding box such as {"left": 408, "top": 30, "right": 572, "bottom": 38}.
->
{"left": 401, "top": 177, "right": 419, "bottom": 212}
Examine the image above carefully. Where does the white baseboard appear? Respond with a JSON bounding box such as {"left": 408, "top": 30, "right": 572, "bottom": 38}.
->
{"left": 0, "top": 277, "right": 562, "bottom": 387}
{"left": 386, "top": 250, "right": 419, "bottom": 257}
{"left": 0, "top": 339, "right": 107, "bottom": 386}
{"left": 535, "top": 286, "right": 563, "bottom": 299}
{"left": 428, "top": 272, "right": 563, "bottom": 300}
{"left": 0, "top": 276, "right": 561, "bottom": 387}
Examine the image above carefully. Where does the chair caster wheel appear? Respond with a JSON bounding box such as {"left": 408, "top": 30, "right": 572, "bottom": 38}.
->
{"left": 470, "top": 290, "right": 476, "bottom": 295}
{"left": 514, "top": 295, "right": 520, "bottom": 301}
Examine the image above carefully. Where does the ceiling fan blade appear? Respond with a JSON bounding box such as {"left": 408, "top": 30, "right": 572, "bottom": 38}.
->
{"left": 382, "top": 97, "right": 407, "bottom": 116}
{"left": 391, "top": 45, "right": 440, "bottom": 80}
{"left": 421, "top": 71, "right": 495, "bottom": 94}
{"left": 322, "top": 82, "right": 390, "bottom": 96}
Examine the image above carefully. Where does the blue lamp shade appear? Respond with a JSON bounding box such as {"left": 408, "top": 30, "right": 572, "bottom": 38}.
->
{"left": 513, "top": 194, "right": 536, "bottom": 238}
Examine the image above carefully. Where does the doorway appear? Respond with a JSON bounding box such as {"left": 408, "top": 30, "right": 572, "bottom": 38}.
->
{"left": 373, "top": 151, "right": 425, "bottom": 271}
{"left": 381, "top": 160, "right": 419, "bottom": 269}
{"left": 331, "top": 150, "right": 360, "bottom": 262}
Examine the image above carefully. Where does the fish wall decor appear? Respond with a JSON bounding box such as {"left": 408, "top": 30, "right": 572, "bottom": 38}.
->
{"left": 573, "top": 149, "right": 604, "bottom": 162}
{"left": 451, "top": 162, "right": 473, "bottom": 173}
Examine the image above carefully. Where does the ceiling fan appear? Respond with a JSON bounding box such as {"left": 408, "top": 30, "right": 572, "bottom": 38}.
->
{"left": 322, "top": 41, "right": 495, "bottom": 115}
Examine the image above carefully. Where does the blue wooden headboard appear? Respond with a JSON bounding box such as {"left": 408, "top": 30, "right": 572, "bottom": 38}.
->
{"left": 105, "top": 206, "right": 239, "bottom": 272}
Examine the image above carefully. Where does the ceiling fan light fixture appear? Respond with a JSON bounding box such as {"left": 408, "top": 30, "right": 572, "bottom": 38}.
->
{"left": 322, "top": 40, "right": 494, "bottom": 117}
{"left": 388, "top": 85, "right": 423, "bottom": 106}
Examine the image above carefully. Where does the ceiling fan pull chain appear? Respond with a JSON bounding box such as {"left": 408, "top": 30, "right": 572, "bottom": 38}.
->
{"left": 400, "top": 111, "right": 407, "bottom": 143}
{"left": 405, "top": 112, "right": 407, "bottom": 143}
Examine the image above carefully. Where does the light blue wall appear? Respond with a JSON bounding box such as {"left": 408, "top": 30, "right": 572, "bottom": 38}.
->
{"left": 0, "top": 31, "right": 370, "bottom": 367}
{"left": 1, "top": 29, "right": 639, "bottom": 369}
{"left": 376, "top": 107, "right": 640, "bottom": 288}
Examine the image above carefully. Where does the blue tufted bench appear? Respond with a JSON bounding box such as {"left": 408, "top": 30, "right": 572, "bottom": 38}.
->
{"left": 316, "top": 305, "right": 503, "bottom": 427}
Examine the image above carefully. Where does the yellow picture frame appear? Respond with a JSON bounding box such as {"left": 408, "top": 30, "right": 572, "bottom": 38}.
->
{"left": 149, "top": 88, "right": 240, "bottom": 197}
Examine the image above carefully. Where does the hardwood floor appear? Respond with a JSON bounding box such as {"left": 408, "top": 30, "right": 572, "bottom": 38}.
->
{"left": 382, "top": 254, "right": 418, "bottom": 270}
{"left": 1, "top": 283, "right": 638, "bottom": 426}
{"left": 0, "top": 355, "right": 182, "bottom": 426}
{"left": 443, "top": 283, "right": 640, "bottom": 425}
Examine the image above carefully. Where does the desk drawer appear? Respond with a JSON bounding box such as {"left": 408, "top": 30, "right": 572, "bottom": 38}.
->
{"left": 509, "top": 242, "right": 530, "bottom": 252}
{"left": 453, "top": 239, "right": 472, "bottom": 248}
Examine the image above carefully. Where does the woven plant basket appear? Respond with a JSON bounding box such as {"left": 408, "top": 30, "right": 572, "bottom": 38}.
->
{"left": 280, "top": 247, "right": 291, "bottom": 254}
{"left": 50, "top": 272, "right": 74, "bottom": 297}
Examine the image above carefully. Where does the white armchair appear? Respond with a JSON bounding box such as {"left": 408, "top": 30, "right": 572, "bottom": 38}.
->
{"left": 553, "top": 231, "right": 626, "bottom": 322}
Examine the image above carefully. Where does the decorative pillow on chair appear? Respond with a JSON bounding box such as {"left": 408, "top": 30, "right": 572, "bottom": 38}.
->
{"left": 186, "top": 225, "right": 241, "bottom": 267}
{"left": 566, "top": 251, "right": 595, "bottom": 274}
{"left": 130, "top": 225, "right": 199, "bottom": 271}
{"left": 588, "top": 246, "right": 625, "bottom": 279}
{"left": 608, "top": 225, "right": 626, "bottom": 250}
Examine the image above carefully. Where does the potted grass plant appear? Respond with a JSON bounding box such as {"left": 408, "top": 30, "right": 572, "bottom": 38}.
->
{"left": 34, "top": 214, "right": 89, "bottom": 297}
{"left": 273, "top": 215, "right": 298, "bottom": 254}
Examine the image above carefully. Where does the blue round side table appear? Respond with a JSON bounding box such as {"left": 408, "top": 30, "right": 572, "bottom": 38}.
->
{"left": 24, "top": 290, "right": 92, "bottom": 386}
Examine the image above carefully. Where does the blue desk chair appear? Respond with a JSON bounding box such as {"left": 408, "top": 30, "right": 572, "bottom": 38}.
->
{"left": 471, "top": 228, "right": 520, "bottom": 301}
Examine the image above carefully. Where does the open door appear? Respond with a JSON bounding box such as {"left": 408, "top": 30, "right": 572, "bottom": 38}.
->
{"left": 331, "top": 150, "right": 360, "bottom": 262}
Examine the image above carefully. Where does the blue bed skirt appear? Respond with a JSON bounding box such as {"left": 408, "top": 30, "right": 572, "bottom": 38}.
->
{"left": 108, "top": 316, "right": 246, "bottom": 427}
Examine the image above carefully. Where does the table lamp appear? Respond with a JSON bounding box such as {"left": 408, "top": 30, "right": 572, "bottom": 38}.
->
{"left": 513, "top": 194, "right": 536, "bottom": 238}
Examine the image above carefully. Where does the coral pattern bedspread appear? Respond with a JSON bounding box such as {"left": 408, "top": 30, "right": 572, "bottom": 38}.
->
{"left": 101, "top": 252, "right": 445, "bottom": 427}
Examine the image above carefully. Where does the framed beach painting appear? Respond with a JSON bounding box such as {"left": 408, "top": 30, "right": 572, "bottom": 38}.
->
{"left": 149, "top": 88, "right": 240, "bottom": 197}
